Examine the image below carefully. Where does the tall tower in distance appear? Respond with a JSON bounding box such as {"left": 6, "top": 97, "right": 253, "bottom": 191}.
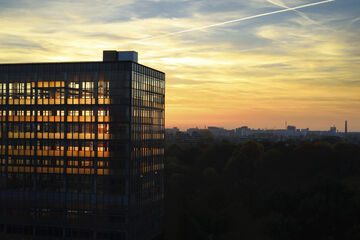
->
{"left": 345, "top": 120, "right": 348, "bottom": 136}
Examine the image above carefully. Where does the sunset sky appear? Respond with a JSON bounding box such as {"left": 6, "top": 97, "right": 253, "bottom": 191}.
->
{"left": 0, "top": 0, "right": 359, "bottom": 131}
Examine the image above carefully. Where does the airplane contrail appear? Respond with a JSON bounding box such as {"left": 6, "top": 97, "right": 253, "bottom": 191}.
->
{"left": 266, "top": 0, "right": 318, "bottom": 24}
{"left": 133, "top": 0, "right": 334, "bottom": 44}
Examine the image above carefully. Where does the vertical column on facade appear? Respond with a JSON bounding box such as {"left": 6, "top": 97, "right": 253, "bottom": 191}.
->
{"left": 94, "top": 72, "right": 98, "bottom": 196}
{"left": 33, "top": 73, "right": 38, "bottom": 191}
{"left": 63, "top": 72, "right": 68, "bottom": 194}
{"left": 63, "top": 72, "right": 69, "bottom": 231}
{"left": 4, "top": 74, "right": 8, "bottom": 190}
{"left": 127, "top": 69, "right": 133, "bottom": 203}
{"left": 129, "top": 66, "right": 135, "bottom": 207}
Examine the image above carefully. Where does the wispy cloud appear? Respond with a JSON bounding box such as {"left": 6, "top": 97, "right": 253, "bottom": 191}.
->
{"left": 0, "top": 34, "right": 45, "bottom": 50}
{"left": 265, "top": 0, "right": 319, "bottom": 24}
{"left": 133, "top": 0, "right": 334, "bottom": 43}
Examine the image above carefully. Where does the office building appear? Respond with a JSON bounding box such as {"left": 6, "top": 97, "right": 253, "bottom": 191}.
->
{"left": 0, "top": 50, "right": 165, "bottom": 240}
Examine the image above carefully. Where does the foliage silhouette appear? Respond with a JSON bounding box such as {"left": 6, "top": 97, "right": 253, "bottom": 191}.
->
{"left": 163, "top": 140, "right": 360, "bottom": 240}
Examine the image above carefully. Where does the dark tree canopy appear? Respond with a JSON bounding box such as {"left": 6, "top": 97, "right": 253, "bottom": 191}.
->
{"left": 162, "top": 140, "right": 360, "bottom": 240}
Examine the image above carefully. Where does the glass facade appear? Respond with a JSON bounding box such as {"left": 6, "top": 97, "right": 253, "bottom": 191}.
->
{"left": 0, "top": 60, "right": 165, "bottom": 240}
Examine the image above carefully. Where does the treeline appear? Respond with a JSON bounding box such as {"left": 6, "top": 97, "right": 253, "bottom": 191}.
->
{"left": 163, "top": 140, "right": 360, "bottom": 240}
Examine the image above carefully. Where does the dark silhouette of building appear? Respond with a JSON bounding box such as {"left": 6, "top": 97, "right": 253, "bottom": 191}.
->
{"left": 287, "top": 125, "right": 296, "bottom": 132}
{"left": 330, "top": 126, "right": 336, "bottom": 134}
{"left": 345, "top": 120, "right": 348, "bottom": 136}
{"left": 0, "top": 51, "right": 165, "bottom": 239}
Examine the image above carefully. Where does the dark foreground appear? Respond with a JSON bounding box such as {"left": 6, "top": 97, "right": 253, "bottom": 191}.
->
{"left": 163, "top": 139, "right": 360, "bottom": 240}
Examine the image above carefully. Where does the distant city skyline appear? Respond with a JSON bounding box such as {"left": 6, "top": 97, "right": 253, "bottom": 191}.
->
{"left": 0, "top": 0, "right": 359, "bottom": 131}
{"left": 167, "top": 121, "right": 354, "bottom": 133}
{"left": 167, "top": 120, "right": 354, "bottom": 132}
{"left": 165, "top": 124, "right": 360, "bottom": 146}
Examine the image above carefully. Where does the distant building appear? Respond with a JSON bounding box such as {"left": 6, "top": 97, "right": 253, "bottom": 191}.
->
{"left": 345, "top": 120, "right": 348, "bottom": 136}
{"left": 187, "top": 128, "right": 200, "bottom": 136}
{"left": 300, "top": 128, "right": 310, "bottom": 136}
{"left": 330, "top": 126, "right": 337, "bottom": 133}
{"left": 165, "top": 127, "right": 180, "bottom": 136}
{"left": 236, "top": 126, "right": 250, "bottom": 137}
{"left": 286, "top": 125, "right": 297, "bottom": 137}
{"left": 287, "top": 125, "right": 296, "bottom": 131}
{"left": 208, "top": 127, "right": 234, "bottom": 137}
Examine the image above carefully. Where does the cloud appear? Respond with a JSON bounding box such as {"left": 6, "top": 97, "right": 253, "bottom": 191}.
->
{"left": 133, "top": 0, "right": 333, "bottom": 43}
{"left": 265, "top": 0, "right": 318, "bottom": 24}
{"left": 0, "top": 34, "right": 45, "bottom": 50}
{"left": 351, "top": 17, "right": 360, "bottom": 23}
{"left": 0, "top": 0, "right": 359, "bottom": 130}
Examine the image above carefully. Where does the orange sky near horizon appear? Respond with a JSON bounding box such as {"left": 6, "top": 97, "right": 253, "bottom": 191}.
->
{"left": 0, "top": 0, "right": 359, "bottom": 131}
